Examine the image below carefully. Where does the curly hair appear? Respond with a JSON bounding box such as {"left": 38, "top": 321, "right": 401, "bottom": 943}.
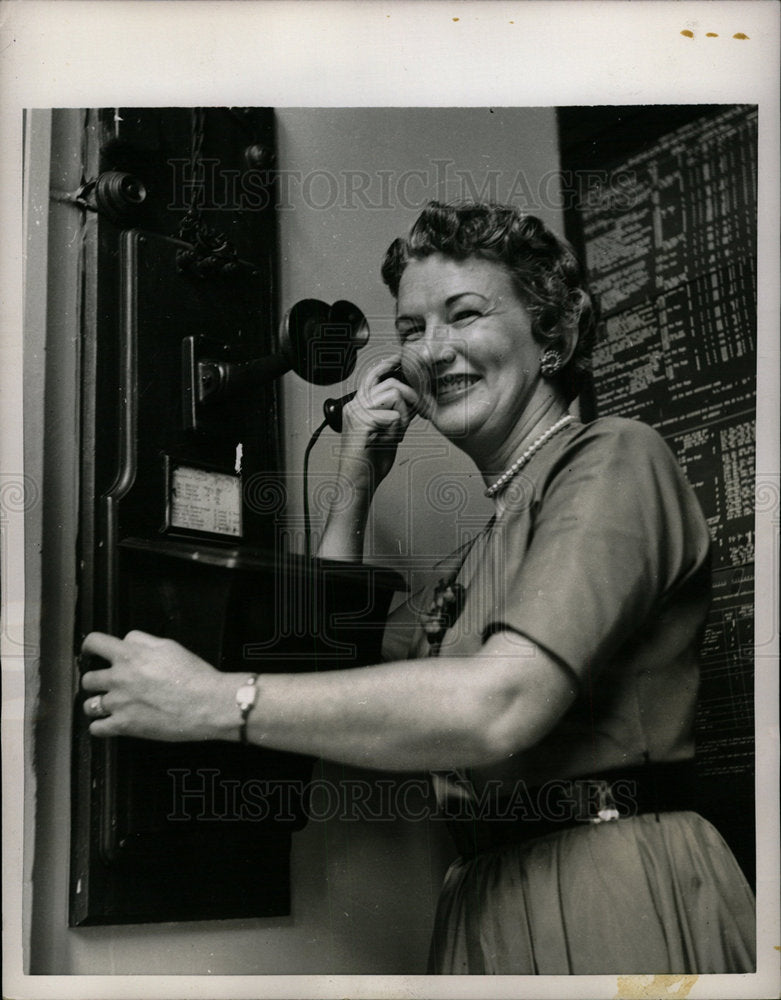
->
{"left": 381, "top": 201, "right": 597, "bottom": 403}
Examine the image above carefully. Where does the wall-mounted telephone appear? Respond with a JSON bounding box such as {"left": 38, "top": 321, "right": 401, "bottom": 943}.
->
{"left": 185, "top": 297, "right": 369, "bottom": 431}
{"left": 71, "top": 108, "right": 404, "bottom": 926}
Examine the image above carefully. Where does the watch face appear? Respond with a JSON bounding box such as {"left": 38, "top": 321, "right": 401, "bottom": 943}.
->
{"left": 236, "top": 684, "right": 258, "bottom": 708}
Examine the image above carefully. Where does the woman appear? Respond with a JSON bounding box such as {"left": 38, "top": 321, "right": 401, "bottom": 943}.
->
{"left": 82, "top": 201, "right": 755, "bottom": 974}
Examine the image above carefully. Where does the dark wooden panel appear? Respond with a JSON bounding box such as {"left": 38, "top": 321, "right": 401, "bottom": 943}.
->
{"left": 70, "top": 108, "right": 400, "bottom": 926}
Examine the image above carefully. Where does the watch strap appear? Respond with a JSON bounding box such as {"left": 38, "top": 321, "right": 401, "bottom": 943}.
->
{"left": 236, "top": 674, "right": 259, "bottom": 745}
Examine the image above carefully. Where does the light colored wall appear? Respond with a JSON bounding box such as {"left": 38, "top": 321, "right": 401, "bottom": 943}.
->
{"left": 26, "top": 107, "right": 562, "bottom": 975}
{"left": 275, "top": 108, "right": 565, "bottom": 596}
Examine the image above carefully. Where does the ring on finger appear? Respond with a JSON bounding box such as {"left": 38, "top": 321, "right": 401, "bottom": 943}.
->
{"left": 90, "top": 694, "right": 110, "bottom": 718}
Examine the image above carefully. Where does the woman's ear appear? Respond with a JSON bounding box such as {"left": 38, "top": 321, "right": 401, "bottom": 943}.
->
{"left": 551, "top": 287, "right": 590, "bottom": 365}
{"left": 554, "top": 322, "right": 579, "bottom": 366}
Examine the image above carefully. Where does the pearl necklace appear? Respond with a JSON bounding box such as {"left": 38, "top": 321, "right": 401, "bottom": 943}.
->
{"left": 484, "top": 414, "right": 574, "bottom": 498}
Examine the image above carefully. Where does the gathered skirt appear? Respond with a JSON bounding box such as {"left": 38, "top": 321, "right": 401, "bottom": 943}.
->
{"left": 428, "top": 811, "right": 756, "bottom": 975}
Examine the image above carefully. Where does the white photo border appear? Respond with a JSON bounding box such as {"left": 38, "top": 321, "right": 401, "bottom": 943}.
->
{"left": 1, "top": 2, "right": 778, "bottom": 998}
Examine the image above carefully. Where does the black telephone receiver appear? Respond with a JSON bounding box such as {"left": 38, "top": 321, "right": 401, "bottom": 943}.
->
{"left": 322, "top": 363, "right": 409, "bottom": 432}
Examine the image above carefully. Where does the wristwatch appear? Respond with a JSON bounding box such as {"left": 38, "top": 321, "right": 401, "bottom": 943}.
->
{"left": 236, "top": 674, "right": 259, "bottom": 745}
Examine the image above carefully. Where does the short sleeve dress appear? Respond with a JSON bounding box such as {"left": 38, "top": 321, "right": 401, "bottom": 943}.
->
{"left": 382, "top": 417, "right": 756, "bottom": 975}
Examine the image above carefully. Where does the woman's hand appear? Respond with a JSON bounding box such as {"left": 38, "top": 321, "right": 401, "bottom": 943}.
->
{"left": 337, "top": 356, "right": 420, "bottom": 490}
{"left": 317, "top": 357, "right": 420, "bottom": 561}
{"left": 80, "top": 630, "right": 235, "bottom": 741}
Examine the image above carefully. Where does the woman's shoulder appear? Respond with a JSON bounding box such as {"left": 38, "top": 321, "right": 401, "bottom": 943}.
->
{"left": 564, "top": 416, "right": 677, "bottom": 467}
{"left": 572, "top": 415, "right": 668, "bottom": 446}
{"left": 539, "top": 417, "right": 694, "bottom": 499}
{"left": 540, "top": 415, "right": 711, "bottom": 554}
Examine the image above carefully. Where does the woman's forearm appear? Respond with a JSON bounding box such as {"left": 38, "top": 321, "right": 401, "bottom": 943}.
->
{"left": 315, "top": 367, "right": 416, "bottom": 562}
{"left": 219, "top": 635, "right": 575, "bottom": 771}
{"left": 242, "top": 657, "right": 504, "bottom": 769}
{"left": 82, "top": 631, "right": 575, "bottom": 771}
{"left": 316, "top": 477, "right": 372, "bottom": 562}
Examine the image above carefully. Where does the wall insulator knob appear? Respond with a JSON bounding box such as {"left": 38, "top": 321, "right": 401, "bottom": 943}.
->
{"left": 244, "top": 144, "right": 274, "bottom": 171}
{"left": 94, "top": 171, "right": 147, "bottom": 224}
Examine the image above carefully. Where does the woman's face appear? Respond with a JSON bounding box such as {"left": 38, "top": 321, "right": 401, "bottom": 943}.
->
{"left": 396, "top": 253, "right": 543, "bottom": 454}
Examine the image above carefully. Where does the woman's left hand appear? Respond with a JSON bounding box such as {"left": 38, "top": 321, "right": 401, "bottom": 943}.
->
{"left": 81, "top": 630, "right": 234, "bottom": 741}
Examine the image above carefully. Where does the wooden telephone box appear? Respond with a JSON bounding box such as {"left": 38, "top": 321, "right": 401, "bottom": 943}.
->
{"left": 70, "top": 108, "right": 402, "bottom": 925}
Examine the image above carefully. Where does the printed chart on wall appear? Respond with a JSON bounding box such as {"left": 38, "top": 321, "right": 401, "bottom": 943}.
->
{"left": 578, "top": 105, "right": 758, "bottom": 879}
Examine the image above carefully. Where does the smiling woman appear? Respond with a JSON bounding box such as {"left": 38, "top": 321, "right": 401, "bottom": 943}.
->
{"left": 393, "top": 254, "right": 548, "bottom": 466}
{"left": 81, "top": 201, "right": 756, "bottom": 975}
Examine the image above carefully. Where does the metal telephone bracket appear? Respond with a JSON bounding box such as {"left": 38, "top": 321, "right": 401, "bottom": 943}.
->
{"left": 181, "top": 335, "right": 232, "bottom": 430}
